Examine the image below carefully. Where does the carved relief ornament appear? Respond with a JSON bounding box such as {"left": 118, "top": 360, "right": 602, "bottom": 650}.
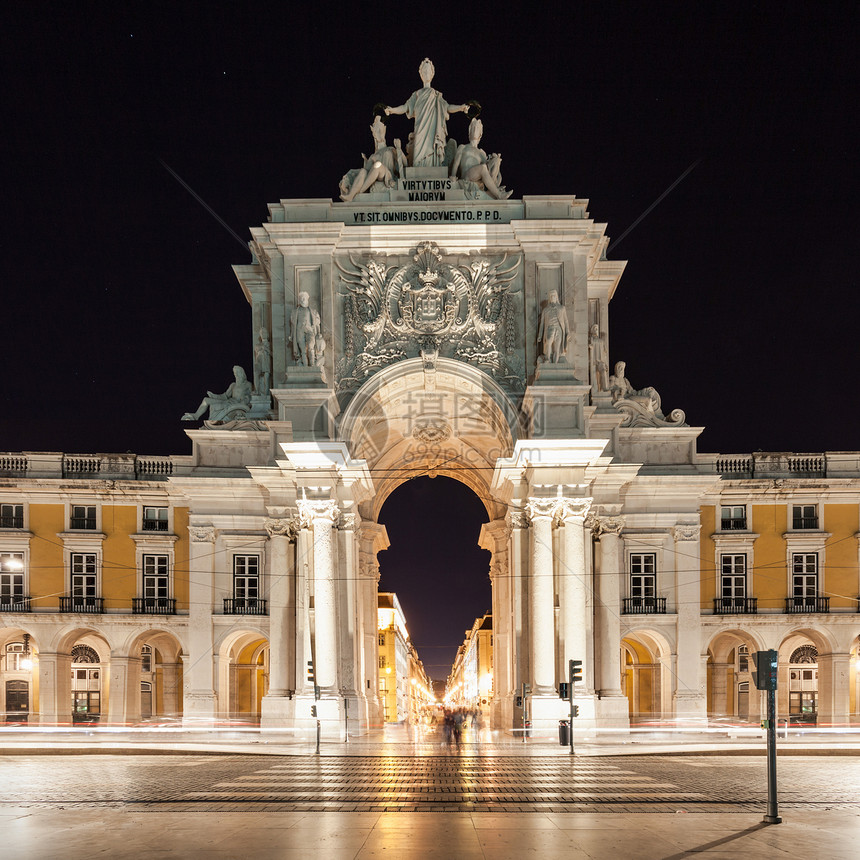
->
{"left": 264, "top": 517, "right": 295, "bottom": 539}
{"left": 672, "top": 524, "right": 701, "bottom": 542}
{"left": 524, "top": 498, "right": 560, "bottom": 522}
{"left": 189, "top": 525, "right": 216, "bottom": 543}
{"left": 506, "top": 511, "right": 530, "bottom": 530}
{"left": 336, "top": 241, "right": 522, "bottom": 390}
{"left": 592, "top": 515, "right": 625, "bottom": 538}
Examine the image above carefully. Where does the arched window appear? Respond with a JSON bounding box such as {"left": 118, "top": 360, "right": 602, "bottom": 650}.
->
{"left": 71, "top": 644, "right": 100, "bottom": 664}
{"left": 790, "top": 645, "right": 818, "bottom": 664}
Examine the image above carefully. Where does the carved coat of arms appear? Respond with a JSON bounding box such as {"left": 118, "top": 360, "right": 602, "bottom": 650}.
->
{"left": 336, "top": 242, "right": 521, "bottom": 390}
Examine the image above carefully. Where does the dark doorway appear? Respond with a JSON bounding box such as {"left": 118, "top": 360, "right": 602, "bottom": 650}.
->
{"left": 5, "top": 680, "right": 29, "bottom": 721}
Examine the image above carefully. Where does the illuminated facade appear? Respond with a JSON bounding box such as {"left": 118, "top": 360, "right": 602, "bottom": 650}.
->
{"left": 376, "top": 592, "right": 433, "bottom": 723}
{"left": 445, "top": 614, "right": 493, "bottom": 716}
{"left": 2, "top": 67, "right": 859, "bottom": 734}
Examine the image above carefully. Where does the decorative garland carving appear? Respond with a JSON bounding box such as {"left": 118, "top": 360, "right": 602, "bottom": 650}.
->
{"left": 189, "top": 525, "right": 216, "bottom": 543}
{"left": 672, "top": 524, "right": 701, "bottom": 542}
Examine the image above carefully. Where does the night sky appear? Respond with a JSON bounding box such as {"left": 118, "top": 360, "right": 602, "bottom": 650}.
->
{"left": 2, "top": 5, "right": 856, "bottom": 679}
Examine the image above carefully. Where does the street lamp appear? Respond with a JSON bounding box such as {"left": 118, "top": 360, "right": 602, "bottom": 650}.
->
{"left": 21, "top": 633, "right": 32, "bottom": 671}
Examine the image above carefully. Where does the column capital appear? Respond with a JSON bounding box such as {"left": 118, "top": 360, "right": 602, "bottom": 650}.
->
{"left": 264, "top": 517, "right": 296, "bottom": 539}
{"left": 189, "top": 525, "right": 216, "bottom": 543}
{"left": 525, "top": 497, "right": 559, "bottom": 522}
{"left": 506, "top": 510, "right": 530, "bottom": 530}
{"left": 672, "top": 524, "right": 701, "bottom": 542}
{"left": 337, "top": 512, "right": 358, "bottom": 531}
{"left": 555, "top": 497, "right": 593, "bottom": 524}
{"left": 592, "top": 515, "right": 625, "bottom": 538}
{"left": 297, "top": 498, "right": 340, "bottom": 527}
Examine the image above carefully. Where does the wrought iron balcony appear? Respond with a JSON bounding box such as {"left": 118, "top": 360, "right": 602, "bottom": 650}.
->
{"left": 713, "top": 597, "right": 758, "bottom": 615}
{"left": 142, "top": 519, "right": 169, "bottom": 532}
{"left": 791, "top": 516, "right": 819, "bottom": 530}
{"left": 133, "top": 597, "right": 176, "bottom": 615}
{"left": 69, "top": 517, "right": 97, "bottom": 530}
{"left": 720, "top": 518, "right": 747, "bottom": 531}
{"left": 60, "top": 596, "right": 104, "bottom": 613}
{"left": 622, "top": 597, "right": 666, "bottom": 615}
{"left": 0, "top": 596, "right": 31, "bottom": 612}
{"left": 784, "top": 596, "right": 830, "bottom": 614}
{"left": 223, "top": 597, "right": 268, "bottom": 615}
{"left": 0, "top": 514, "right": 24, "bottom": 528}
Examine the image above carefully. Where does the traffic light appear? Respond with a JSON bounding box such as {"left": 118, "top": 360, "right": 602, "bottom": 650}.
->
{"left": 558, "top": 682, "right": 570, "bottom": 700}
{"left": 752, "top": 650, "right": 778, "bottom": 691}
{"left": 572, "top": 705, "right": 579, "bottom": 718}
{"left": 310, "top": 705, "right": 318, "bottom": 718}
{"left": 570, "top": 660, "right": 582, "bottom": 683}
{"left": 515, "top": 695, "right": 523, "bottom": 708}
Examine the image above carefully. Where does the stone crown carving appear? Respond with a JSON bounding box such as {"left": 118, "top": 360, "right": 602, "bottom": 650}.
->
{"left": 297, "top": 499, "right": 341, "bottom": 527}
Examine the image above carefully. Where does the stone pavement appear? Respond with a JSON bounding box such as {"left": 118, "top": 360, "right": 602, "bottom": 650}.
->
{"left": 2, "top": 806, "right": 859, "bottom": 859}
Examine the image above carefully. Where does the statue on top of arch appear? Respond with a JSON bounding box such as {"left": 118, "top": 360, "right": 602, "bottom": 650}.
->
{"left": 338, "top": 59, "right": 512, "bottom": 202}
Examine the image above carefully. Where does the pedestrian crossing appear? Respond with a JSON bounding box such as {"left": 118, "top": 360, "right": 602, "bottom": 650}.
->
{"left": 180, "top": 757, "right": 706, "bottom": 809}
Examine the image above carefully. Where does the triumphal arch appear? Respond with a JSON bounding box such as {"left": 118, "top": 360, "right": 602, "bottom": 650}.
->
{"left": 178, "top": 61, "right": 706, "bottom": 734}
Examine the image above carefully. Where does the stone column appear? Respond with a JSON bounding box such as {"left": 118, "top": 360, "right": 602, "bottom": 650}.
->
{"left": 37, "top": 652, "right": 73, "bottom": 725}
{"left": 558, "top": 499, "right": 592, "bottom": 686}
{"left": 184, "top": 525, "right": 216, "bottom": 721}
{"left": 507, "top": 511, "right": 528, "bottom": 729}
{"left": 594, "top": 516, "right": 625, "bottom": 697}
{"left": 107, "top": 655, "right": 142, "bottom": 724}
{"left": 299, "top": 499, "right": 340, "bottom": 693}
{"left": 525, "top": 499, "right": 557, "bottom": 695}
{"left": 264, "top": 514, "right": 295, "bottom": 697}
{"left": 672, "top": 525, "right": 707, "bottom": 721}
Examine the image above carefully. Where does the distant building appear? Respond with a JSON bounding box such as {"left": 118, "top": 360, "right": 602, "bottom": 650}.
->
{"left": 446, "top": 614, "right": 493, "bottom": 716}
{"left": 377, "top": 593, "right": 432, "bottom": 723}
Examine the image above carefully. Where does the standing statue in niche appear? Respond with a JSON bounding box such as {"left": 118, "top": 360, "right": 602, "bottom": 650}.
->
{"left": 339, "top": 115, "right": 404, "bottom": 202}
{"left": 290, "top": 291, "right": 321, "bottom": 367}
{"left": 589, "top": 323, "right": 609, "bottom": 390}
{"left": 181, "top": 366, "right": 252, "bottom": 422}
{"left": 254, "top": 327, "right": 272, "bottom": 393}
{"left": 537, "top": 290, "right": 569, "bottom": 363}
{"left": 449, "top": 118, "right": 511, "bottom": 200}
{"left": 385, "top": 58, "right": 468, "bottom": 167}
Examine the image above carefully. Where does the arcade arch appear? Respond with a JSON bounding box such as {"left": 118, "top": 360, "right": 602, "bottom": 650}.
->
{"left": 217, "top": 629, "right": 269, "bottom": 721}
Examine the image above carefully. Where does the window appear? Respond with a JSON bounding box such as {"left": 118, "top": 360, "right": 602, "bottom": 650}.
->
{"left": 792, "top": 504, "right": 818, "bottom": 530}
{"left": 142, "top": 554, "right": 169, "bottom": 607}
{"left": 379, "top": 656, "right": 387, "bottom": 668}
{"left": 71, "top": 553, "right": 98, "bottom": 604}
{"left": 792, "top": 553, "right": 818, "bottom": 597}
{"left": 720, "top": 505, "right": 747, "bottom": 531}
{"left": 233, "top": 555, "right": 260, "bottom": 607}
{"left": 738, "top": 645, "right": 749, "bottom": 673}
{"left": 0, "top": 503, "right": 23, "bottom": 529}
{"left": 720, "top": 554, "right": 747, "bottom": 599}
{"left": 141, "top": 644, "right": 153, "bottom": 674}
{"left": 142, "top": 506, "right": 168, "bottom": 532}
{"left": 0, "top": 553, "right": 25, "bottom": 606}
{"left": 70, "top": 505, "right": 96, "bottom": 530}
{"left": 630, "top": 553, "right": 656, "bottom": 599}
{"left": 6, "top": 642, "right": 28, "bottom": 672}
{"left": 378, "top": 633, "right": 386, "bottom": 646}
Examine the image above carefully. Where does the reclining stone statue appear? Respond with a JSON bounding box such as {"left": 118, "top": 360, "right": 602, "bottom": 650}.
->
{"left": 182, "top": 366, "right": 252, "bottom": 422}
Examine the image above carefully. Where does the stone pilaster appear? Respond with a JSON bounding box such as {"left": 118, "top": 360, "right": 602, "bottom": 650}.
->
{"left": 672, "top": 524, "right": 706, "bottom": 721}
{"left": 263, "top": 513, "right": 296, "bottom": 697}
{"left": 37, "top": 652, "right": 72, "bottom": 725}
{"left": 557, "top": 498, "right": 592, "bottom": 686}
{"left": 107, "top": 655, "right": 142, "bottom": 724}
{"left": 184, "top": 525, "right": 216, "bottom": 721}
{"left": 594, "top": 515, "right": 625, "bottom": 699}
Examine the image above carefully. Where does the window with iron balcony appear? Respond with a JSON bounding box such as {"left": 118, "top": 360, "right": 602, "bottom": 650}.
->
{"left": 70, "top": 505, "right": 97, "bottom": 530}
{"left": 792, "top": 504, "right": 818, "bottom": 530}
{"left": 720, "top": 505, "right": 747, "bottom": 531}
{"left": 0, "top": 503, "right": 24, "bottom": 529}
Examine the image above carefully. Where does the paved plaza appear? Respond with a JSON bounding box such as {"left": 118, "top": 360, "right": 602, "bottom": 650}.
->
{"left": 3, "top": 743, "right": 860, "bottom": 858}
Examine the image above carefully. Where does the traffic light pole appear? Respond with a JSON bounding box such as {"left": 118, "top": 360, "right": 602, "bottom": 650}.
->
{"left": 568, "top": 659, "right": 575, "bottom": 755}
{"left": 764, "top": 686, "right": 781, "bottom": 824}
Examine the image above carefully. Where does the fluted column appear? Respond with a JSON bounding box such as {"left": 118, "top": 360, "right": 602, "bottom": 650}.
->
{"left": 525, "top": 498, "right": 557, "bottom": 695}
{"left": 558, "top": 498, "right": 592, "bottom": 689}
{"left": 594, "top": 515, "right": 625, "bottom": 697}
{"left": 185, "top": 525, "right": 216, "bottom": 719}
{"left": 264, "top": 513, "right": 296, "bottom": 697}
{"left": 298, "top": 499, "right": 340, "bottom": 693}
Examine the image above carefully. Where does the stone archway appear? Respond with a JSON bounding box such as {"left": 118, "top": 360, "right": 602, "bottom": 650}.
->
{"left": 340, "top": 358, "right": 518, "bottom": 730}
